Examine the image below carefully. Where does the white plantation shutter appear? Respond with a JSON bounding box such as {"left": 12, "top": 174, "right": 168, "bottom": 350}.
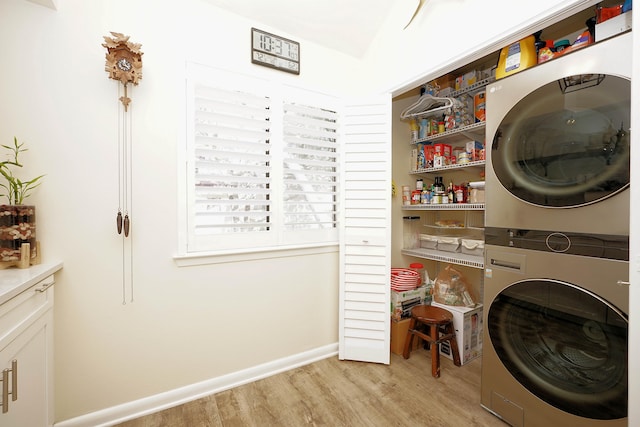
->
{"left": 184, "top": 63, "right": 339, "bottom": 253}
{"left": 282, "top": 101, "right": 339, "bottom": 232}
{"left": 339, "top": 96, "right": 392, "bottom": 364}
{"left": 193, "top": 85, "right": 272, "bottom": 235}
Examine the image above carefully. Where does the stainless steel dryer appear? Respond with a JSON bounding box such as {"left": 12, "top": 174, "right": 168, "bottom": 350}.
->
{"left": 482, "top": 232, "right": 628, "bottom": 427}
{"left": 485, "top": 32, "right": 631, "bottom": 236}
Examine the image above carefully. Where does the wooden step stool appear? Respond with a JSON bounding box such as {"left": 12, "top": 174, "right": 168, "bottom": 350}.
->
{"left": 402, "top": 304, "right": 461, "bottom": 378}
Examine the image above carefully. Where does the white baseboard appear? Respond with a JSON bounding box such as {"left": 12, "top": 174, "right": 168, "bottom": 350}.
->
{"left": 55, "top": 343, "right": 338, "bottom": 427}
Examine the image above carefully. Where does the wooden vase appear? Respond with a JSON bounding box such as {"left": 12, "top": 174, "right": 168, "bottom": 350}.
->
{"left": 0, "top": 205, "right": 40, "bottom": 269}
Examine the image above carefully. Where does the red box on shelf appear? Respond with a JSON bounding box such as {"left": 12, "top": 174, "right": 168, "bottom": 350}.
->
{"left": 434, "top": 143, "right": 452, "bottom": 157}
{"left": 423, "top": 145, "right": 435, "bottom": 161}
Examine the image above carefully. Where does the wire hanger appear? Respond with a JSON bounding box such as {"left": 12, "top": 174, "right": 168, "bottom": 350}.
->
{"left": 400, "top": 94, "right": 455, "bottom": 119}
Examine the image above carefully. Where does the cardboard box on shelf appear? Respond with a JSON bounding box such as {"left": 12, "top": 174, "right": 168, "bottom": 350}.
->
{"left": 465, "top": 140, "right": 484, "bottom": 161}
{"left": 434, "top": 143, "right": 452, "bottom": 157}
{"left": 474, "top": 92, "right": 486, "bottom": 123}
{"left": 463, "top": 71, "right": 477, "bottom": 88}
{"left": 431, "top": 301, "right": 483, "bottom": 365}
{"left": 410, "top": 147, "right": 418, "bottom": 171}
{"left": 391, "top": 286, "right": 428, "bottom": 320}
{"left": 424, "top": 145, "right": 435, "bottom": 167}
{"left": 390, "top": 317, "right": 421, "bottom": 355}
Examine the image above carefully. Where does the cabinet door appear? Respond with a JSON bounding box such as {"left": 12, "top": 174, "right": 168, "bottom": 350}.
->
{"left": 339, "top": 95, "right": 392, "bottom": 364}
{"left": 0, "top": 309, "right": 53, "bottom": 427}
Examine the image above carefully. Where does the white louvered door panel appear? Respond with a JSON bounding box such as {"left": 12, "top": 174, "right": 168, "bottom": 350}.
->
{"left": 339, "top": 96, "right": 392, "bottom": 364}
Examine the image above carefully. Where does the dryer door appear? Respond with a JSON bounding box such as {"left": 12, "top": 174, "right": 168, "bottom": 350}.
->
{"left": 491, "top": 74, "right": 630, "bottom": 207}
{"left": 488, "top": 279, "right": 627, "bottom": 420}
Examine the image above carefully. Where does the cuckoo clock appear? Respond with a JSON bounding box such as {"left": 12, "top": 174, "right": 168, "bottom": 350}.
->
{"left": 102, "top": 32, "right": 143, "bottom": 111}
{"left": 102, "top": 32, "right": 143, "bottom": 304}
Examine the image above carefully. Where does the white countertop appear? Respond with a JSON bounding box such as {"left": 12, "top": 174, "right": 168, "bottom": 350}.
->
{"left": 0, "top": 261, "right": 63, "bottom": 305}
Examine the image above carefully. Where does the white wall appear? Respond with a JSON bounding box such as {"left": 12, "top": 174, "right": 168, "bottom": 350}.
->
{"left": 0, "top": 0, "right": 366, "bottom": 423}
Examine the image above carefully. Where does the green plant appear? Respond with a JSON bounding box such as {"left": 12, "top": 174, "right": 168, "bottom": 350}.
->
{"left": 0, "top": 137, "right": 45, "bottom": 205}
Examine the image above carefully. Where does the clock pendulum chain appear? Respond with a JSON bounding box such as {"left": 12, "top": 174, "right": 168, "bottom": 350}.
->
{"left": 117, "top": 85, "right": 123, "bottom": 235}
{"left": 127, "top": 87, "right": 134, "bottom": 304}
{"left": 122, "top": 85, "right": 130, "bottom": 239}
{"left": 117, "top": 83, "right": 134, "bottom": 304}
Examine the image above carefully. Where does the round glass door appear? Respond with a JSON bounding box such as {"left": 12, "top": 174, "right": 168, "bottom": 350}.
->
{"left": 488, "top": 279, "right": 627, "bottom": 420}
{"left": 491, "top": 74, "right": 630, "bottom": 207}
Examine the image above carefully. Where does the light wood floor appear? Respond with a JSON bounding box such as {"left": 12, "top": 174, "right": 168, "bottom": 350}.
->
{"left": 115, "top": 352, "right": 507, "bottom": 427}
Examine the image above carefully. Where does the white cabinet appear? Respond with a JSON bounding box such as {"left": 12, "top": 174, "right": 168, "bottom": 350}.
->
{"left": 0, "top": 271, "right": 57, "bottom": 426}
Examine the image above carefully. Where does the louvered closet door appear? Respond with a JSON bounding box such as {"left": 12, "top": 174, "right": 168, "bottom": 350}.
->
{"left": 339, "top": 96, "right": 392, "bottom": 364}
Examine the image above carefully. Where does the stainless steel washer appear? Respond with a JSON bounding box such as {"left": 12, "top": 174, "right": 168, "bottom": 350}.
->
{"left": 481, "top": 235, "right": 628, "bottom": 427}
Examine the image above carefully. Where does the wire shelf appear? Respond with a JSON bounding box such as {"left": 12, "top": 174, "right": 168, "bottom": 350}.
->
{"left": 410, "top": 160, "right": 485, "bottom": 174}
{"left": 402, "top": 203, "right": 484, "bottom": 211}
{"left": 401, "top": 248, "right": 484, "bottom": 269}
{"left": 411, "top": 122, "right": 486, "bottom": 146}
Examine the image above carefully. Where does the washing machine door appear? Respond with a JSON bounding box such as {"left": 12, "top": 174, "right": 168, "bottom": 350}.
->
{"left": 488, "top": 279, "right": 627, "bottom": 420}
{"left": 491, "top": 74, "right": 630, "bottom": 207}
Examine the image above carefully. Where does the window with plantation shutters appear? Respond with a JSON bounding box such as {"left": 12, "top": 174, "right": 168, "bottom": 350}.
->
{"left": 183, "top": 63, "right": 340, "bottom": 254}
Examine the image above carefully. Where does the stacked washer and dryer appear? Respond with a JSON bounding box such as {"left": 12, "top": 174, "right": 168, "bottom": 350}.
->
{"left": 481, "top": 32, "right": 631, "bottom": 426}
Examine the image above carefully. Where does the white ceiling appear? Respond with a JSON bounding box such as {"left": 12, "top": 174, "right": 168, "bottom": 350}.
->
{"left": 201, "top": 0, "right": 408, "bottom": 58}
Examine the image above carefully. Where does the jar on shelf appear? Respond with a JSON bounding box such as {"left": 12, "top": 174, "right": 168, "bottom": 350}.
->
{"left": 403, "top": 216, "right": 421, "bottom": 249}
{"left": 411, "top": 190, "right": 421, "bottom": 205}
{"left": 409, "top": 262, "right": 428, "bottom": 286}
{"left": 402, "top": 185, "right": 411, "bottom": 205}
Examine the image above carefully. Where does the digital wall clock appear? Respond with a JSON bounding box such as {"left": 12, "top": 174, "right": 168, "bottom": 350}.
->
{"left": 251, "top": 28, "right": 300, "bottom": 75}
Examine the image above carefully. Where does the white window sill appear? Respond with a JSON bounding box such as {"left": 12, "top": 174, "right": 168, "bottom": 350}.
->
{"left": 174, "top": 243, "right": 339, "bottom": 267}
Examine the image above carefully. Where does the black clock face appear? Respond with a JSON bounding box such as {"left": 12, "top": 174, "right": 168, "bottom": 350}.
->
{"left": 117, "top": 58, "right": 132, "bottom": 72}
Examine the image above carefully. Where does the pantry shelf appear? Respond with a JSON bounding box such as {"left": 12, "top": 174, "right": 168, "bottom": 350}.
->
{"left": 412, "top": 121, "right": 486, "bottom": 145}
{"left": 402, "top": 203, "right": 485, "bottom": 211}
{"left": 448, "top": 76, "right": 495, "bottom": 98}
{"left": 410, "top": 159, "right": 485, "bottom": 175}
{"left": 424, "top": 225, "right": 486, "bottom": 232}
{"left": 401, "top": 248, "right": 484, "bottom": 269}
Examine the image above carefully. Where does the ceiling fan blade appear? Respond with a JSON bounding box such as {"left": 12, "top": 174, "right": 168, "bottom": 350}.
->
{"left": 403, "top": 0, "right": 429, "bottom": 30}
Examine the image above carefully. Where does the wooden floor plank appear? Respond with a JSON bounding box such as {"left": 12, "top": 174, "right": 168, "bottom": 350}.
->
{"left": 115, "top": 352, "right": 507, "bottom": 426}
